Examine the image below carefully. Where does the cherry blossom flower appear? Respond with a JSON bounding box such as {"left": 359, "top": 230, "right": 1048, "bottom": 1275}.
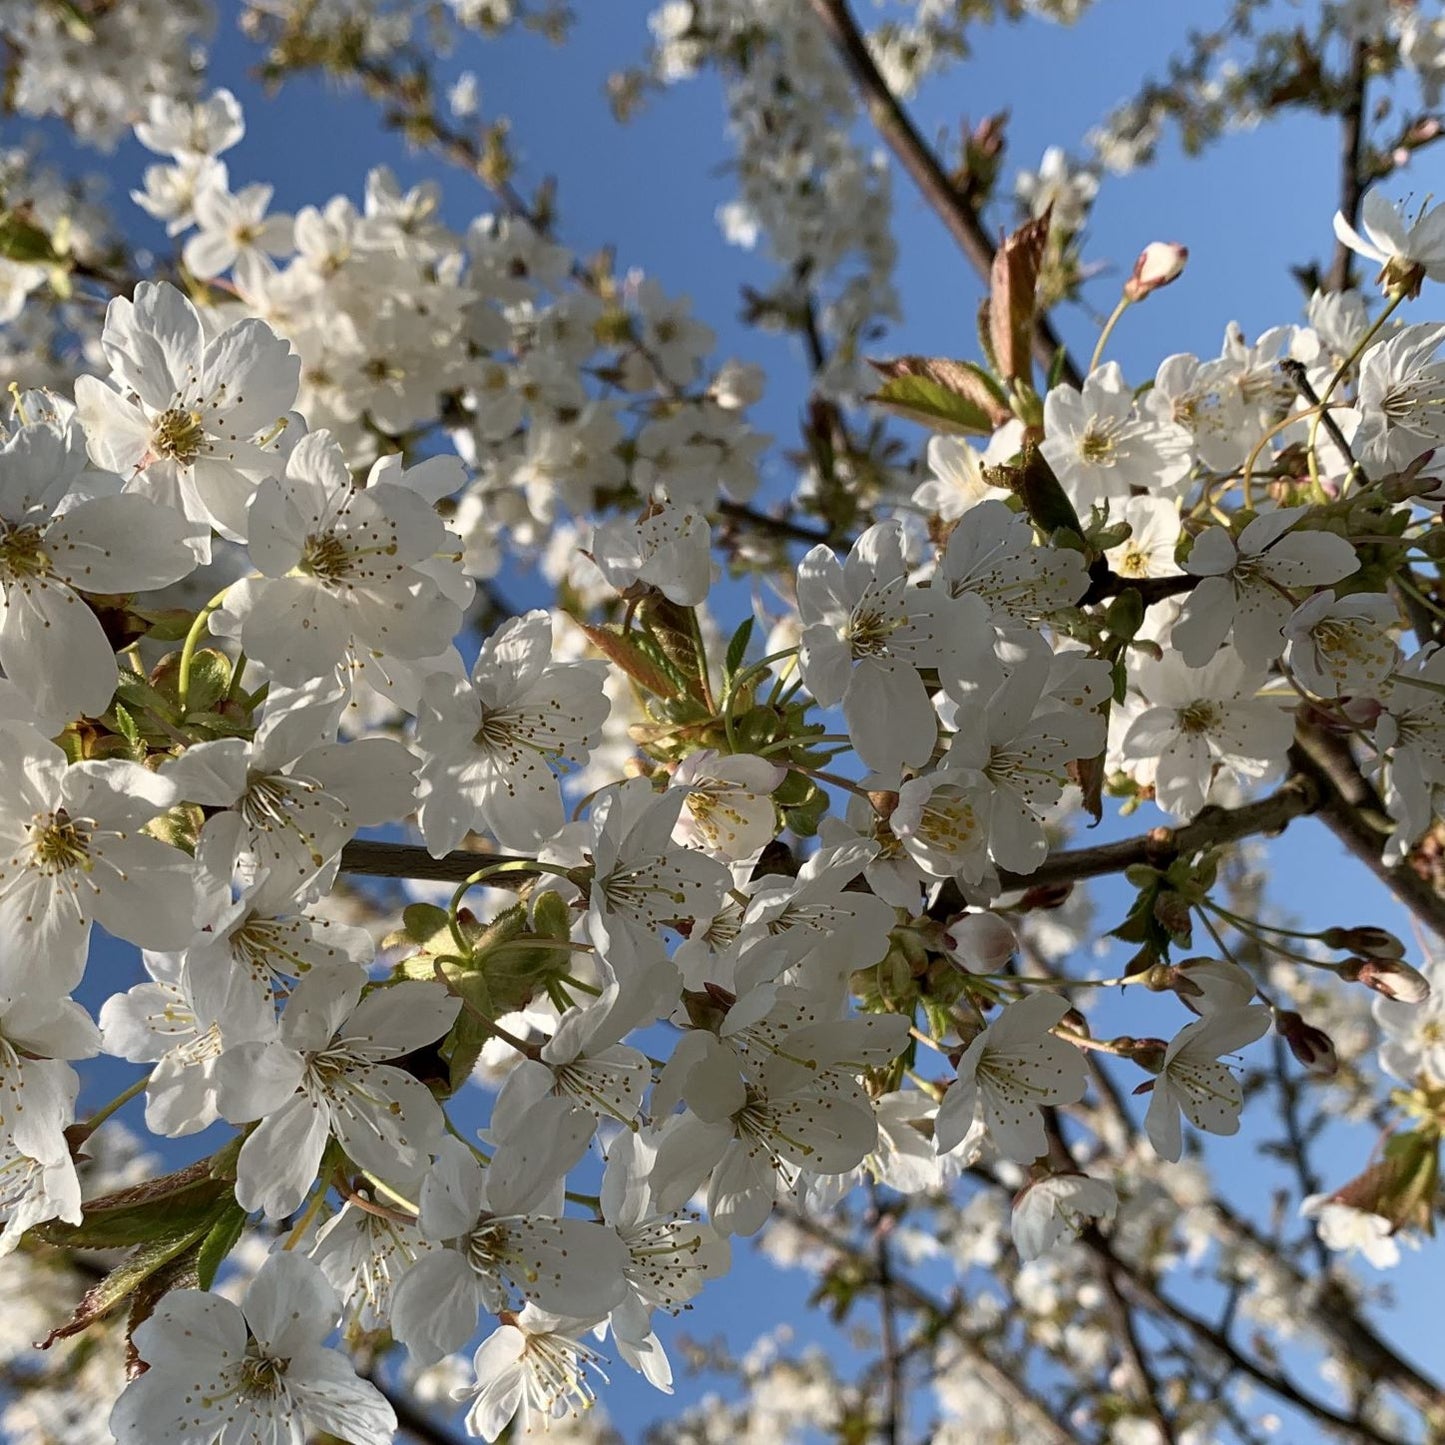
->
{"left": 934, "top": 993, "right": 1087, "bottom": 1163}
{"left": 223, "top": 430, "right": 466, "bottom": 686}
{"left": 74, "top": 280, "right": 299, "bottom": 543}
{"left": 389, "top": 1136, "right": 629, "bottom": 1365}
{"left": 1283, "top": 590, "right": 1399, "bottom": 697}
{"left": 161, "top": 683, "right": 418, "bottom": 899}
{"left": 590, "top": 504, "right": 714, "bottom": 605}
{"left": 0, "top": 415, "right": 198, "bottom": 724}
{"left": 110, "top": 1252, "right": 396, "bottom": 1445}
{"left": 582, "top": 778, "right": 732, "bottom": 978}
{"left": 1011, "top": 1173, "right": 1118, "bottom": 1259}
{"left": 416, "top": 609, "right": 609, "bottom": 855}
{"left": 1104, "top": 496, "right": 1183, "bottom": 580}
{"left": 798, "top": 520, "right": 980, "bottom": 778}
{"left": 0, "top": 724, "right": 195, "bottom": 1000}
{"left": 1144, "top": 1005, "right": 1272, "bottom": 1162}
{"left": 1120, "top": 651, "right": 1295, "bottom": 821}
{"left": 218, "top": 973, "right": 459, "bottom": 1218}
{"left": 1333, "top": 188, "right": 1445, "bottom": 295}
{"left": 1173, "top": 506, "right": 1358, "bottom": 668}
{"left": 1301, "top": 1196, "right": 1406, "bottom": 1269}
{"left": 100, "top": 949, "right": 267, "bottom": 1138}
{"left": 455, "top": 1305, "right": 612, "bottom": 1442}
{"left": 1040, "top": 363, "right": 1192, "bottom": 508}
{"left": 182, "top": 181, "right": 294, "bottom": 279}
{"left": 668, "top": 750, "right": 786, "bottom": 860}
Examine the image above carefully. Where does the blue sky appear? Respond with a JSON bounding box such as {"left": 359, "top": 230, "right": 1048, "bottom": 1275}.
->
{"left": 42, "top": 0, "right": 1445, "bottom": 1437}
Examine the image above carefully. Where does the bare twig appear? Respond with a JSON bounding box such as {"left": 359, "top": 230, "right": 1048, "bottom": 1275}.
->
{"left": 804, "top": 0, "right": 1082, "bottom": 388}
{"left": 1327, "top": 41, "right": 1370, "bottom": 295}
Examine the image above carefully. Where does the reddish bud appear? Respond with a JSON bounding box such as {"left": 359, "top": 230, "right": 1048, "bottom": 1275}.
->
{"left": 1321, "top": 926, "right": 1406, "bottom": 960}
{"left": 1341, "top": 955, "right": 1431, "bottom": 1003}
{"left": 1275, "top": 1009, "right": 1338, "bottom": 1077}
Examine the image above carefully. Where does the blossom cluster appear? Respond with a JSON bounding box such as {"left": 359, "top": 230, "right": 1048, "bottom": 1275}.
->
{"left": 1, "top": 52, "right": 1444, "bottom": 1445}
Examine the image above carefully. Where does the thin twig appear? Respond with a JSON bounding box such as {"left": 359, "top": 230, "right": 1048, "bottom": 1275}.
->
{"left": 805, "top": 0, "right": 1083, "bottom": 388}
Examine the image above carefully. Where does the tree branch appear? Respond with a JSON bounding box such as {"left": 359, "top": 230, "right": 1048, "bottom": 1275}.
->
{"left": 779, "top": 1209, "right": 1088, "bottom": 1445}
{"left": 338, "top": 774, "right": 1321, "bottom": 893}
{"left": 1086, "top": 1230, "right": 1179, "bottom": 1445}
{"left": 804, "top": 0, "right": 1083, "bottom": 389}
{"left": 1289, "top": 729, "right": 1445, "bottom": 939}
{"left": 1081, "top": 1232, "right": 1411, "bottom": 1445}
{"left": 1327, "top": 41, "right": 1370, "bottom": 295}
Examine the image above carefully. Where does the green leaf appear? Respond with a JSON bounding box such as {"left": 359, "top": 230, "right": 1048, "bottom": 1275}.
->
{"left": 867, "top": 374, "right": 996, "bottom": 436}
{"left": 110, "top": 700, "right": 140, "bottom": 746}
{"left": 724, "top": 617, "right": 754, "bottom": 683}
{"left": 195, "top": 1201, "right": 250, "bottom": 1290}
{"left": 35, "top": 1161, "right": 232, "bottom": 1250}
{"left": 40, "top": 1214, "right": 218, "bottom": 1347}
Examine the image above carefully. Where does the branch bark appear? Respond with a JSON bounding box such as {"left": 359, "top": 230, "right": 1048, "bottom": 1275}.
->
{"left": 338, "top": 774, "right": 1322, "bottom": 893}
{"left": 1290, "top": 729, "right": 1445, "bottom": 939}
{"left": 805, "top": 0, "right": 1083, "bottom": 389}
{"left": 1326, "top": 40, "right": 1370, "bottom": 294}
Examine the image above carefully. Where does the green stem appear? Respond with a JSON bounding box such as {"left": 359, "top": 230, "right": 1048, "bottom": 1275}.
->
{"left": 176, "top": 584, "right": 234, "bottom": 715}
{"left": 1089, "top": 295, "right": 1134, "bottom": 375}
{"left": 75, "top": 1074, "right": 148, "bottom": 1139}
{"left": 446, "top": 859, "right": 578, "bottom": 956}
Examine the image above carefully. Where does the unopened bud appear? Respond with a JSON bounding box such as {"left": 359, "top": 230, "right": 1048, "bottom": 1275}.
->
{"left": 944, "top": 911, "right": 1017, "bottom": 973}
{"left": 1275, "top": 1009, "right": 1338, "bottom": 1077}
{"left": 1341, "top": 955, "right": 1431, "bottom": 1003}
{"left": 1321, "top": 926, "right": 1406, "bottom": 960}
{"left": 1123, "top": 242, "right": 1188, "bottom": 301}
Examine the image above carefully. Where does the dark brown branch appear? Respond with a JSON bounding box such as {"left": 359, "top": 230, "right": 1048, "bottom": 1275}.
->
{"left": 338, "top": 841, "right": 537, "bottom": 884}
{"left": 805, "top": 0, "right": 1083, "bottom": 389}
{"left": 1289, "top": 729, "right": 1445, "bottom": 939}
{"left": 1207, "top": 1202, "right": 1445, "bottom": 1423}
{"left": 1327, "top": 41, "right": 1370, "bottom": 295}
{"left": 1082, "top": 1233, "right": 1411, "bottom": 1445}
{"left": 869, "top": 1193, "right": 905, "bottom": 1445}
{"left": 338, "top": 774, "right": 1321, "bottom": 892}
{"left": 1007, "top": 772, "right": 1321, "bottom": 891}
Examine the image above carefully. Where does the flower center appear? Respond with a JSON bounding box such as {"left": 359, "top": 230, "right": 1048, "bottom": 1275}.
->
{"left": 1178, "top": 701, "right": 1220, "bottom": 735}
{"left": 29, "top": 810, "right": 92, "bottom": 875}
{"left": 240, "top": 1347, "right": 289, "bottom": 1397}
{"left": 0, "top": 524, "right": 50, "bottom": 584}
{"left": 151, "top": 407, "right": 207, "bottom": 464}
{"left": 1117, "top": 545, "right": 1151, "bottom": 578}
{"left": 298, "top": 533, "right": 355, "bottom": 584}
{"left": 1078, "top": 422, "right": 1118, "bottom": 464}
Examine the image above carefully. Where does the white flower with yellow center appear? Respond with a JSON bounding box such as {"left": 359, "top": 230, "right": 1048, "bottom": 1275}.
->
{"left": 1144, "top": 1005, "right": 1271, "bottom": 1161}
{"left": 110, "top": 1253, "right": 396, "bottom": 1445}
{"left": 74, "top": 280, "right": 299, "bottom": 543}
{"left": 934, "top": 993, "right": 1087, "bottom": 1164}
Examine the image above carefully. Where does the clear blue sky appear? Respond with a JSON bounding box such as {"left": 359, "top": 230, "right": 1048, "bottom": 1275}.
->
{"left": 47, "top": 0, "right": 1445, "bottom": 1437}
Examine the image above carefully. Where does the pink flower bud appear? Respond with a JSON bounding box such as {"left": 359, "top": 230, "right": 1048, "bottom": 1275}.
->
{"left": 1124, "top": 242, "right": 1188, "bottom": 301}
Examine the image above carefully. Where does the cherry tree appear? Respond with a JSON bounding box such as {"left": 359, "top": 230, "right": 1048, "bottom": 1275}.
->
{"left": 0, "top": 1, "right": 1444, "bottom": 1442}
